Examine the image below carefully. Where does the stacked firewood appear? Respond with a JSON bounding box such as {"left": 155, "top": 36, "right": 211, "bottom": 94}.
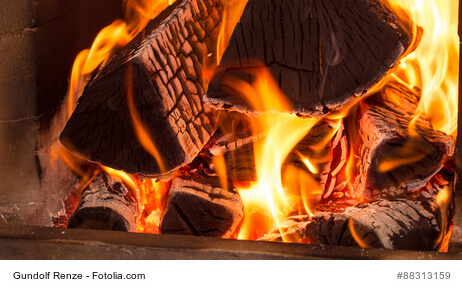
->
{"left": 60, "top": 0, "right": 455, "bottom": 250}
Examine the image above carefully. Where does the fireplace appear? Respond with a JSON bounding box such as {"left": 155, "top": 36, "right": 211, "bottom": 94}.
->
{"left": 0, "top": 0, "right": 461, "bottom": 259}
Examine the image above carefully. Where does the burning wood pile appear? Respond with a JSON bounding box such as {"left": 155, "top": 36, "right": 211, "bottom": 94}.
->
{"left": 51, "top": 0, "right": 458, "bottom": 251}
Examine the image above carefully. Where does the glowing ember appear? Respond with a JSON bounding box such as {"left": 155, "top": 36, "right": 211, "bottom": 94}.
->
{"left": 218, "top": 67, "right": 319, "bottom": 241}
{"left": 58, "top": 0, "right": 457, "bottom": 248}
{"left": 58, "top": 0, "right": 175, "bottom": 231}
{"left": 137, "top": 179, "right": 170, "bottom": 234}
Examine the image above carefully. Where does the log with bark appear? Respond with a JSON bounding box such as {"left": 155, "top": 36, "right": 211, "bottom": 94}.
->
{"left": 159, "top": 169, "right": 243, "bottom": 238}
{"left": 260, "top": 176, "right": 453, "bottom": 250}
{"left": 60, "top": 0, "right": 224, "bottom": 177}
{"left": 353, "top": 83, "right": 455, "bottom": 199}
{"left": 67, "top": 172, "right": 140, "bottom": 231}
{"left": 205, "top": 0, "right": 415, "bottom": 117}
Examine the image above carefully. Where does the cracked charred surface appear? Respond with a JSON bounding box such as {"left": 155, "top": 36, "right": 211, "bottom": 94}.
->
{"left": 67, "top": 172, "right": 140, "bottom": 232}
{"left": 60, "top": 0, "right": 223, "bottom": 177}
{"left": 159, "top": 171, "right": 243, "bottom": 238}
{"left": 353, "top": 83, "right": 455, "bottom": 199}
{"left": 205, "top": 0, "right": 413, "bottom": 117}
{"left": 261, "top": 193, "right": 446, "bottom": 250}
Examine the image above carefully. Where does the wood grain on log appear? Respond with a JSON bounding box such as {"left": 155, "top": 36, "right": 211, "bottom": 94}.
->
{"left": 60, "top": 0, "right": 224, "bottom": 177}
{"left": 261, "top": 194, "right": 444, "bottom": 250}
{"left": 67, "top": 173, "right": 139, "bottom": 231}
{"left": 353, "top": 83, "right": 454, "bottom": 199}
{"left": 159, "top": 171, "right": 243, "bottom": 238}
{"left": 205, "top": 0, "right": 413, "bottom": 117}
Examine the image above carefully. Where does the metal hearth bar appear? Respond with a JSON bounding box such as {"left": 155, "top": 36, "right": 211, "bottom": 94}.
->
{"left": 0, "top": 225, "right": 460, "bottom": 259}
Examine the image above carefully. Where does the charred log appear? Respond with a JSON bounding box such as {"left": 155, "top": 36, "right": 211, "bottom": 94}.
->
{"left": 67, "top": 173, "right": 139, "bottom": 231}
{"left": 205, "top": 0, "right": 414, "bottom": 117}
{"left": 353, "top": 83, "right": 454, "bottom": 199}
{"left": 159, "top": 171, "right": 243, "bottom": 238}
{"left": 261, "top": 190, "right": 448, "bottom": 250}
{"left": 60, "top": 0, "right": 224, "bottom": 177}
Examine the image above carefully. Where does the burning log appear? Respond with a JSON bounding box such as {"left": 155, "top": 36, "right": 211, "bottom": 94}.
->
{"left": 205, "top": 0, "right": 414, "bottom": 117}
{"left": 160, "top": 170, "right": 243, "bottom": 238}
{"left": 67, "top": 173, "right": 139, "bottom": 231}
{"left": 209, "top": 119, "right": 347, "bottom": 205}
{"left": 261, "top": 188, "right": 449, "bottom": 250}
{"left": 353, "top": 83, "right": 455, "bottom": 199}
{"left": 60, "top": 0, "right": 224, "bottom": 177}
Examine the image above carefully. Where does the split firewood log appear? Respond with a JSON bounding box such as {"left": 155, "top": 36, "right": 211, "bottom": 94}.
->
{"left": 208, "top": 119, "right": 337, "bottom": 183}
{"left": 260, "top": 180, "right": 452, "bottom": 250}
{"left": 60, "top": 0, "right": 224, "bottom": 177}
{"left": 159, "top": 170, "right": 243, "bottom": 238}
{"left": 353, "top": 82, "right": 454, "bottom": 199}
{"left": 205, "top": 0, "right": 415, "bottom": 117}
{"left": 67, "top": 172, "right": 140, "bottom": 231}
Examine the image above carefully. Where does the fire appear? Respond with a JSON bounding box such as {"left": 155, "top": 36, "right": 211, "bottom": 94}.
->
{"left": 233, "top": 0, "right": 458, "bottom": 241}
{"left": 216, "top": 0, "right": 248, "bottom": 63}
{"left": 137, "top": 179, "right": 170, "bottom": 233}
{"left": 60, "top": 0, "right": 175, "bottom": 230}
{"left": 387, "top": 0, "right": 459, "bottom": 137}
{"left": 126, "top": 64, "right": 166, "bottom": 173}
{"left": 434, "top": 187, "right": 452, "bottom": 249}
{"left": 220, "top": 67, "right": 319, "bottom": 241}
{"left": 59, "top": 0, "right": 457, "bottom": 246}
{"left": 67, "top": 0, "right": 174, "bottom": 118}
{"left": 348, "top": 218, "right": 369, "bottom": 248}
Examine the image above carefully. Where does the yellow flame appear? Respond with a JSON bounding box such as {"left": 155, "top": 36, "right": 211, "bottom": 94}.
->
{"left": 229, "top": 67, "right": 319, "bottom": 241}
{"left": 282, "top": 166, "right": 322, "bottom": 217}
{"left": 308, "top": 120, "right": 342, "bottom": 152}
{"left": 387, "top": 0, "right": 459, "bottom": 137}
{"left": 438, "top": 225, "right": 452, "bottom": 252}
{"left": 68, "top": 21, "right": 131, "bottom": 118}
{"left": 294, "top": 150, "right": 319, "bottom": 174}
{"left": 67, "top": 0, "right": 174, "bottom": 118}
{"left": 61, "top": 0, "right": 174, "bottom": 225}
{"left": 212, "top": 154, "right": 229, "bottom": 191}
{"left": 137, "top": 178, "right": 170, "bottom": 233}
{"left": 101, "top": 165, "right": 138, "bottom": 194}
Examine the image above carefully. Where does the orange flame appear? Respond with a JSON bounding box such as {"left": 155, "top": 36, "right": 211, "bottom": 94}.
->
{"left": 227, "top": 67, "right": 319, "bottom": 241}
{"left": 216, "top": 0, "right": 249, "bottom": 63}
{"left": 60, "top": 0, "right": 174, "bottom": 229}
{"left": 438, "top": 225, "right": 453, "bottom": 253}
{"left": 212, "top": 154, "right": 229, "bottom": 191}
{"left": 59, "top": 0, "right": 458, "bottom": 242}
{"left": 137, "top": 178, "right": 170, "bottom": 233}
{"left": 348, "top": 218, "right": 369, "bottom": 248}
{"left": 387, "top": 0, "right": 459, "bottom": 137}
{"left": 101, "top": 165, "right": 138, "bottom": 194}
{"left": 434, "top": 187, "right": 452, "bottom": 249}
{"left": 126, "top": 64, "right": 166, "bottom": 173}
{"left": 67, "top": 0, "right": 174, "bottom": 118}
{"left": 375, "top": 0, "right": 458, "bottom": 191}
{"left": 68, "top": 21, "right": 131, "bottom": 118}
